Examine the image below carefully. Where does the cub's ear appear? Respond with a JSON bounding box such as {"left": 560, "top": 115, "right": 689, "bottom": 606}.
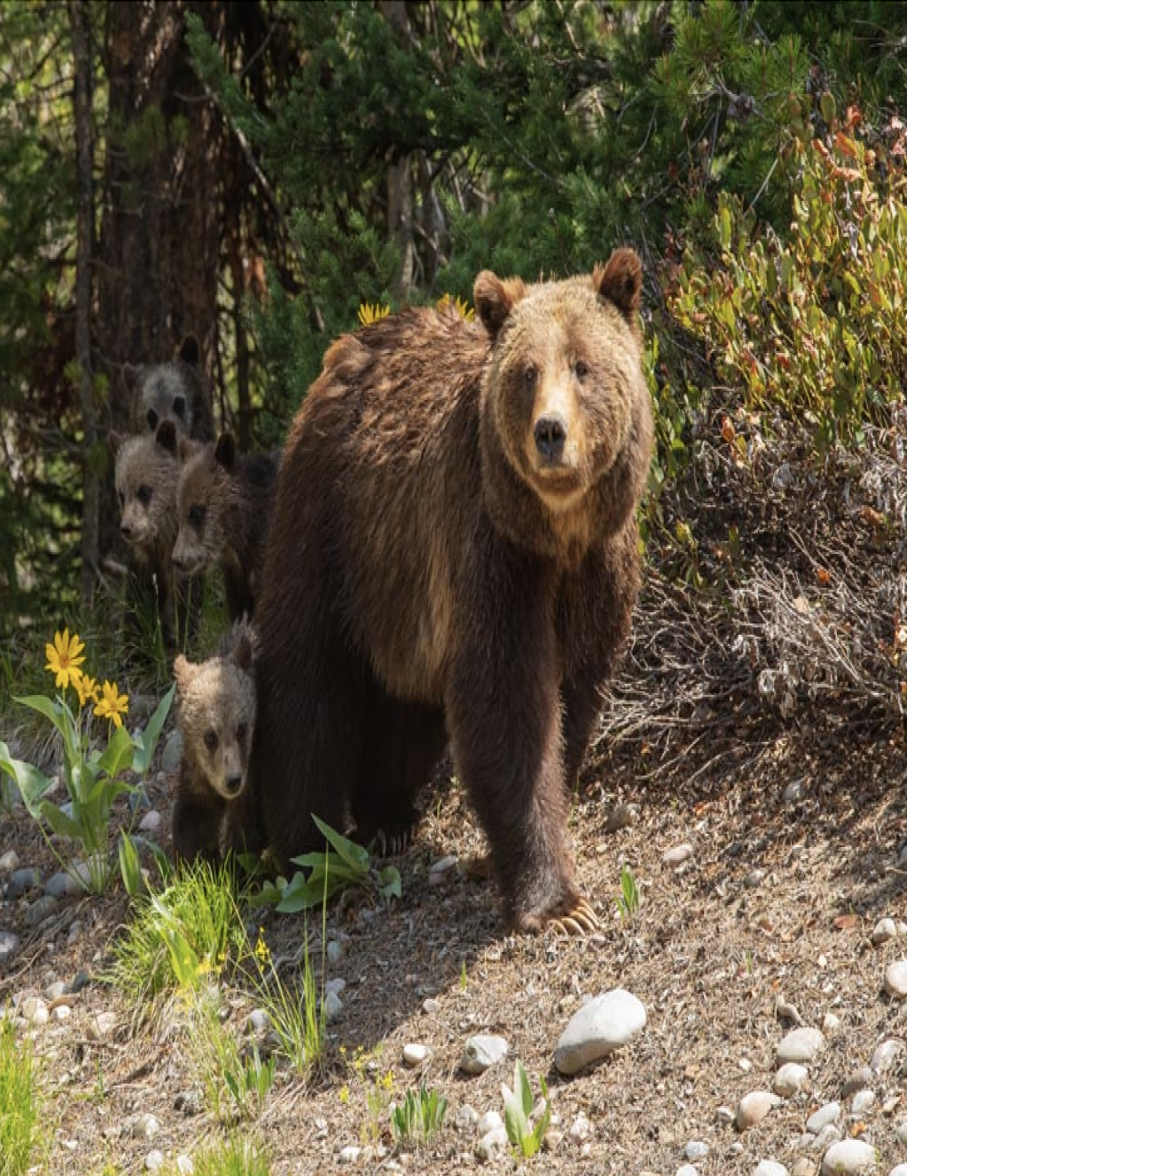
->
{"left": 473, "top": 272, "right": 527, "bottom": 340}
{"left": 173, "top": 654, "right": 196, "bottom": 692}
{"left": 178, "top": 334, "right": 200, "bottom": 367}
{"left": 230, "top": 620, "right": 256, "bottom": 672}
{"left": 107, "top": 430, "right": 126, "bottom": 455}
{"left": 155, "top": 419, "right": 179, "bottom": 455}
{"left": 594, "top": 247, "right": 642, "bottom": 326}
{"left": 122, "top": 362, "right": 143, "bottom": 391}
{"left": 214, "top": 433, "right": 237, "bottom": 471}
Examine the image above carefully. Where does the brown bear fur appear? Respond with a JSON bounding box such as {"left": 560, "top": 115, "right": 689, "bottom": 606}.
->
{"left": 240, "top": 247, "right": 652, "bottom": 932}
{"left": 124, "top": 335, "right": 215, "bottom": 442}
{"left": 173, "top": 433, "right": 281, "bottom": 621}
{"left": 109, "top": 421, "right": 193, "bottom": 651}
{"left": 171, "top": 619, "right": 257, "bottom": 864}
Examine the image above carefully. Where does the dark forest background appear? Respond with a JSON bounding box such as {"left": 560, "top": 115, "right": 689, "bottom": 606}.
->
{"left": 0, "top": 0, "right": 905, "bottom": 676}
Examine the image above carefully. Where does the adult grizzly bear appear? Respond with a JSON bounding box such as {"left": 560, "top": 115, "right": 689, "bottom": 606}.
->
{"left": 243, "top": 248, "right": 652, "bottom": 934}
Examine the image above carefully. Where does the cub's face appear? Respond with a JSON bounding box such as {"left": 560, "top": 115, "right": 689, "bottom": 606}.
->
{"left": 174, "top": 447, "right": 227, "bottom": 575}
{"left": 175, "top": 657, "right": 256, "bottom": 800}
{"left": 111, "top": 430, "right": 180, "bottom": 552}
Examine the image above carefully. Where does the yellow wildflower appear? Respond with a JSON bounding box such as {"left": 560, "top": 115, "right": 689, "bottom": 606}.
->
{"left": 256, "top": 928, "right": 270, "bottom": 966}
{"left": 436, "top": 293, "right": 476, "bottom": 322}
{"left": 93, "top": 680, "right": 129, "bottom": 729}
{"left": 357, "top": 301, "right": 391, "bottom": 327}
{"left": 45, "top": 629, "right": 85, "bottom": 692}
{"left": 74, "top": 672, "right": 98, "bottom": 708}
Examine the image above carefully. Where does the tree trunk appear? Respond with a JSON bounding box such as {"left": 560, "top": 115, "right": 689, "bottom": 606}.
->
{"left": 69, "top": 0, "right": 99, "bottom": 606}
{"left": 95, "top": 0, "right": 226, "bottom": 568}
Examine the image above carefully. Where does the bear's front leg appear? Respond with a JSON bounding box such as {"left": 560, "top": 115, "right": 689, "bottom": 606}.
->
{"left": 446, "top": 613, "right": 600, "bottom": 936}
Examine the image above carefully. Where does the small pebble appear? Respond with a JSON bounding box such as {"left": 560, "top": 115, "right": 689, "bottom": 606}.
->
{"left": 24, "top": 895, "right": 58, "bottom": 928}
{"left": 775, "top": 999, "right": 802, "bottom": 1025}
{"left": 776, "top": 1027, "right": 826, "bottom": 1063}
{"left": 840, "top": 1068, "right": 874, "bottom": 1098}
{"left": 477, "top": 1111, "right": 504, "bottom": 1137}
{"left": 0, "top": 930, "right": 19, "bottom": 963}
{"left": 821, "top": 1139, "right": 877, "bottom": 1175}
{"left": 773, "top": 1062, "right": 808, "bottom": 1097}
{"left": 132, "top": 1113, "right": 161, "bottom": 1139}
{"left": 784, "top": 779, "right": 804, "bottom": 802}
{"left": 753, "top": 1163, "right": 790, "bottom": 1176}
{"left": 246, "top": 1009, "right": 270, "bottom": 1036}
{"left": 554, "top": 989, "right": 647, "bottom": 1076}
{"left": 871, "top": 917, "right": 897, "bottom": 945}
{"left": 890, "top": 1165, "right": 907, "bottom": 1176}
{"left": 454, "top": 1104, "right": 479, "bottom": 1132}
{"left": 822, "top": 1012, "right": 840, "bottom": 1036}
{"left": 884, "top": 960, "right": 907, "bottom": 999}
{"left": 137, "top": 809, "right": 163, "bottom": 834}
{"left": 144, "top": 1150, "right": 164, "bottom": 1171}
{"left": 737, "top": 1056, "right": 753, "bottom": 1073}
{"left": 461, "top": 1034, "right": 509, "bottom": 1074}
{"left": 322, "top": 991, "right": 344, "bottom": 1021}
{"left": 402, "top": 1043, "right": 430, "bottom": 1067}
{"left": 87, "top": 1011, "right": 118, "bottom": 1040}
{"left": 662, "top": 842, "right": 693, "bottom": 866}
{"left": 604, "top": 802, "right": 637, "bottom": 833}
{"left": 428, "top": 854, "right": 459, "bottom": 885}
{"left": 675, "top": 1167, "right": 699, "bottom": 1176}
{"left": 51, "top": 1004, "right": 72, "bottom": 1022}
{"left": 0, "top": 849, "right": 18, "bottom": 873}
{"left": 806, "top": 1102, "right": 841, "bottom": 1133}
{"left": 44, "top": 980, "right": 68, "bottom": 1001}
{"left": 850, "top": 1089, "right": 876, "bottom": 1117}
{"left": 735, "top": 1090, "right": 781, "bottom": 1131}
{"left": 326, "top": 939, "right": 344, "bottom": 965}
{"left": 684, "top": 1141, "right": 708, "bottom": 1161}
{"left": 338, "top": 1145, "right": 362, "bottom": 1163}
{"left": 715, "top": 1106, "right": 736, "bottom": 1126}
{"left": 421, "top": 997, "right": 440, "bottom": 1014}
{"left": 568, "top": 1113, "right": 592, "bottom": 1145}
{"left": 475, "top": 1126, "right": 509, "bottom": 1162}
{"left": 7, "top": 867, "right": 41, "bottom": 896}
{"left": 160, "top": 728, "right": 183, "bottom": 772}
{"left": 793, "top": 1161, "right": 819, "bottom": 1176}
{"left": 870, "top": 1039, "right": 902, "bottom": 1075}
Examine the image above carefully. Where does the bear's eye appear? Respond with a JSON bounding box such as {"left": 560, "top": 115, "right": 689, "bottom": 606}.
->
{"left": 574, "top": 359, "right": 590, "bottom": 380}
{"left": 236, "top": 722, "right": 248, "bottom": 745}
{"left": 188, "top": 504, "right": 206, "bottom": 529}
{"left": 204, "top": 730, "right": 218, "bottom": 752}
{"left": 117, "top": 489, "right": 125, "bottom": 507}
{"left": 522, "top": 365, "right": 538, "bottom": 391}
{"left": 137, "top": 484, "right": 152, "bottom": 506}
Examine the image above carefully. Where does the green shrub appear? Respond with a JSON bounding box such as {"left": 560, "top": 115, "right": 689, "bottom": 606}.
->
{"left": 0, "top": 1020, "right": 39, "bottom": 1176}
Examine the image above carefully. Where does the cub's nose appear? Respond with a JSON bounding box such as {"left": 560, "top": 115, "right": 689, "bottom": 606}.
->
{"left": 224, "top": 773, "right": 243, "bottom": 797}
{"left": 121, "top": 524, "right": 132, "bottom": 537}
{"left": 534, "top": 413, "right": 568, "bottom": 462}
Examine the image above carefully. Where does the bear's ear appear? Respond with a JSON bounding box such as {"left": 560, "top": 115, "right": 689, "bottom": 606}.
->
{"left": 229, "top": 620, "right": 255, "bottom": 672}
{"left": 473, "top": 272, "right": 527, "bottom": 340}
{"left": 214, "top": 433, "right": 237, "bottom": 471}
{"left": 594, "top": 247, "right": 642, "bottom": 326}
{"left": 173, "top": 654, "right": 196, "bottom": 692}
{"left": 155, "top": 419, "right": 178, "bottom": 455}
{"left": 108, "top": 430, "right": 126, "bottom": 455}
{"left": 178, "top": 334, "right": 200, "bottom": 367}
{"left": 171, "top": 395, "right": 188, "bottom": 424}
{"left": 122, "top": 362, "right": 143, "bottom": 392}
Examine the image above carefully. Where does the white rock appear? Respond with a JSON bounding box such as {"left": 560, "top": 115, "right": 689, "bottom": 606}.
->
{"left": 715, "top": 1106, "right": 736, "bottom": 1127}
{"left": 684, "top": 1140, "right": 709, "bottom": 1161}
{"left": 822, "top": 1012, "right": 840, "bottom": 1036}
{"left": 773, "top": 1062, "right": 809, "bottom": 1097}
{"left": 890, "top": 1166, "right": 907, "bottom": 1176}
{"left": 402, "top": 1043, "right": 430, "bottom": 1066}
{"left": 0, "top": 849, "right": 18, "bottom": 873}
{"left": 870, "top": 917, "right": 897, "bottom": 944}
{"left": 137, "top": 809, "right": 163, "bottom": 834}
{"left": 870, "top": 1039, "right": 902, "bottom": 1075}
{"left": 735, "top": 1090, "right": 781, "bottom": 1131}
{"left": 554, "top": 989, "right": 647, "bottom": 1075}
{"left": 0, "top": 930, "right": 19, "bottom": 964}
{"left": 322, "top": 990, "right": 344, "bottom": 1021}
{"left": 161, "top": 729, "right": 183, "bottom": 772}
{"left": 44, "top": 980, "right": 68, "bottom": 1001}
{"left": 676, "top": 1167, "right": 700, "bottom": 1176}
{"left": 87, "top": 1011, "right": 117, "bottom": 1040}
{"left": 850, "top": 1089, "right": 876, "bottom": 1117}
{"left": 753, "top": 1163, "right": 790, "bottom": 1176}
{"left": 884, "top": 960, "right": 907, "bottom": 998}
{"left": 339, "top": 1145, "right": 362, "bottom": 1163}
{"left": 144, "top": 1150, "right": 164, "bottom": 1171}
{"left": 428, "top": 854, "right": 459, "bottom": 884}
{"left": 132, "top": 1113, "right": 161, "bottom": 1139}
{"left": 806, "top": 1102, "right": 841, "bottom": 1133}
{"left": 776, "top": 1027, "right": 826, "bottom": 1063}
{"left": 326, "top": 939, "right": 344, "bottom": 965}
{"left": 454, "top": 1104, "right": 480, "bottom": 1132}
{"left": 52, "top": 1004, "right": 72, "bottom": 1022}
{"left": 246, "top": 1009, "right": 270, "bottom": 1036}
{"left": 661, "top": 842, "right": 693, "bottom": 866}
{"left": 475, "top": 1126, "right": 509, "bottom": 1162}
{"left": 476, "top": 1110, "right": 504, "bottom": 1137}
{"left": 461, "top": 1034, "right": 509, "bottom": 1074}
{"left": 821, "top": 1139, "right": 877, "bottom": 1175}
{"left": 568, "top": 1113, "right": 592, "bottom": 1145}
{"left": 324, "top": 976, "right": 346, "bottom": 995}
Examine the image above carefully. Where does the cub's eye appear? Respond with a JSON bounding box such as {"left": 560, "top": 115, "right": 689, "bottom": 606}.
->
{"left": 188, "top": 505, "right": 206, "bottom": 528}
{"left": 136, "top": 485, "right": 152, "bottom": 506}
{"left": 203, "top": 730, "right": 218, "bottom": 752}
{"left": 117, "top": 490, "right": 125, "bottom": 507}
{"left": 236, "top": 722, "right": 248, "bottom": 745}
{"left": 574, "top": 359, "right": 590, "bottom": 380}
{"left": 522, "top": 365, "right": 538, "bottom": 391}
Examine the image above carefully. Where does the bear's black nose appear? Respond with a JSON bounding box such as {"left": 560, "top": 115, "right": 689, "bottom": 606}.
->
{"left": 121, "top": 524, "right": 132, "bottom": 537}
{"left": 534, "top": 414, "right": 568, "bottom": 462}
{"left": 224, "top": 774, "right": 243, "bottom": 796}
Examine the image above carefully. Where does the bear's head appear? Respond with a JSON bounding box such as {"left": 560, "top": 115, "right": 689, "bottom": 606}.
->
{"left": 473, "top": 247, "right": 653, "bottom": 555}
{"left": 173, "top": 619, "right": 257, "bottom": 800}
{"left": 108, "top": 421, "right": 182, "bottom": 553}
{"left": 173, "top": 432, "right": 238, "bottom": 575}
{"left": 124, "top": 335, "right": 207, "bottom": 437}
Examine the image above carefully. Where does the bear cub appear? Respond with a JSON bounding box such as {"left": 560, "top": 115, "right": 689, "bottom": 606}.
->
{"left": 173, "top": 433, "right": 281, "bottom": 621}
{"left": 171, "top": 619, "right": 257, "bottom": 864}
{"left": 124, "top": 335, "right": 215, "bottom": 442}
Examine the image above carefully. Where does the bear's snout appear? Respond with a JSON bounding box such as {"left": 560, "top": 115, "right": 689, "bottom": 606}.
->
{"left": 223, "top": 772, "right": 243, "bottom": 797}
{"left": 534, "top": 413, "right": 569, "bottom": 463}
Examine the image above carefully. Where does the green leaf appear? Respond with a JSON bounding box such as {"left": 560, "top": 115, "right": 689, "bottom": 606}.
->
{"left": 133, "top": 683, "right": 176, "bottom": 774}
{"left": 117, "top": 830, "right": 143, "bottom": 898}
{"left": 16, "top": 693, "right": 75, "bottom": 753}
{"left": 378, "top": 864, "right": 402, "bottom": 898}
{"left": 311, "top": 814, "right": 369, "bottom": 872}
{"left": 1, "top": 742, "right": 55, "bottom": 812}
{"left": 97, "top": 723, "right": 134, "bottom": 777}
{"left": 39, "top": 802, "right": 83, "bottom": 841}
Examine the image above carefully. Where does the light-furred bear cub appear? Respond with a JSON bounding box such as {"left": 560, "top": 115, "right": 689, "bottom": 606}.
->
{"left": 171, "top": 619, "right": 257, "bottom": 864}
{"left": 173, "top": 433, "right": 281, "bottom": 621}
{"left": 109, "top": 420, "right": 192, "bottom": 651}
{"left": 124, "top": 335, "right": 215, "bottom": 442}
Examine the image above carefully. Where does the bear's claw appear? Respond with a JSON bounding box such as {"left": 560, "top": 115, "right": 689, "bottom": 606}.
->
{"left": 549, "top": 898, "right": 601, "bottom": 936}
